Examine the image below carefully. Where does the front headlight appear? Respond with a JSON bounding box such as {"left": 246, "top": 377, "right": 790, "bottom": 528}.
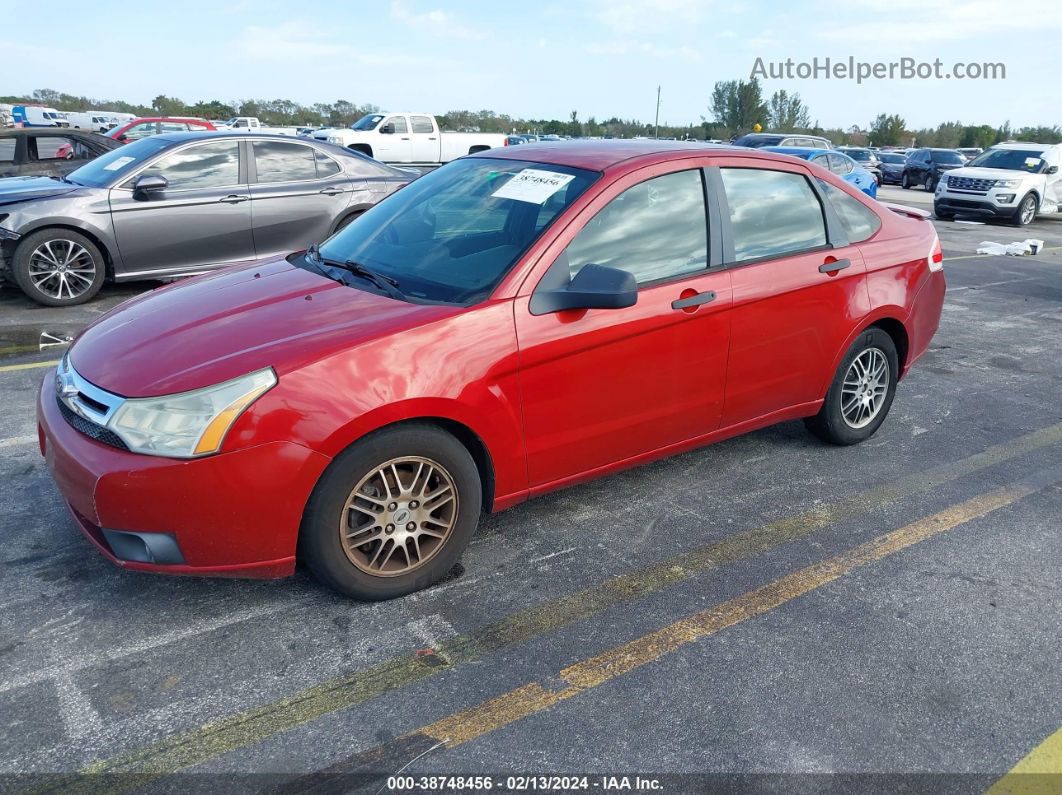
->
{"left": 327, "top": 136, "right": 341, "bottom": 144}
{"left": 994, "top": 179, "right": 1021, "bottom": 189}
{"left": 108, "top": 368, "right": 276, "bottom": 458}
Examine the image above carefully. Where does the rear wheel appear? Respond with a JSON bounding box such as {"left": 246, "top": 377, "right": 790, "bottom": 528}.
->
{"left": 300, "top": 424, "right": 482, "bottom": 600}
{"left": 805, "top": 328, "right": 899, "bottom": 446}
{"left": 901, "top": 172, "right": 912, "bottom": 189}
{"left": 12, "top": 228, "right": 106, "bottom": 307}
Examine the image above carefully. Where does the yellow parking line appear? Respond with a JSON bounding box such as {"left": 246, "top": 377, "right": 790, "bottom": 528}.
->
{"left": 55, "top": 422, "right": 1062, "bottom": 788}
{"left": 413, "top": 483, "right": 1039, "bottom": 750}
{"left": 0, "top": 359, "right": 59, "bottom": 373}
{"left": 987, "top": 727, "right": 1062, "bottom": 794}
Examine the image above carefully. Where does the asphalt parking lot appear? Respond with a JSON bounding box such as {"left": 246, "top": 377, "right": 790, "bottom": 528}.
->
{"left": 1, "top": 202, "right": 1060, "bottom": 791}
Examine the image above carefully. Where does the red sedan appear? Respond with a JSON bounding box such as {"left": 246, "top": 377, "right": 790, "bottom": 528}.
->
{"left": 38, "top": 142, "right": 945, "bottom": 600}
{"left": 105, "top": 117, "right": 217, "bottom": 142}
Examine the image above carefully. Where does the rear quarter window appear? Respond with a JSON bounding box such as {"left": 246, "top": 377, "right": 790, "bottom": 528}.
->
{"left": 818, "top": 179, "right": 881, "bottom": 243}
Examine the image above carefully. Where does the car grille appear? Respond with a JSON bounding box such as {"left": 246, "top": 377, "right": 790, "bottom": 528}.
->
{"left": 947, "top": 176, "right": 995, "bottom": 194}
{"left": 56, "top": 396, "right": 129, "bottom": 450}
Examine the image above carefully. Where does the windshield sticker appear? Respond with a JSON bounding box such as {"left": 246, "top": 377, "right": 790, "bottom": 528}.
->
{"left": 1025, "top": 157, "right": 1041, "bottom": 168}
{"left": 491, "top": 169, "right": 575, "bottom": 204}
{"left": 103, "top": 156, "right": 136, "bottom": 171}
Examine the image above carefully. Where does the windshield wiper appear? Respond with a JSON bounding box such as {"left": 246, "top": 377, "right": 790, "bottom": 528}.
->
{"left": 307, "top": 244, "right": 404, "bottom": 300}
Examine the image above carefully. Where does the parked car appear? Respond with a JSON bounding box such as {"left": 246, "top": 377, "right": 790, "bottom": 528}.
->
{"left": 312, "top": 112, "right": 508, "bottom": 166}
{"left": 67, "top": 112, "right": 121, "bottom": 133}
{"left": 0, "top": 129, "right": 122, "bottom": 179}
{"left": 956, "top": 147, "right": 984, "bottom": 160}
{"left": 0, "top": 132, "right": 412, "bottom": 306}
{"left": 876, "top": 152, "right": 908, "bottom": 185}
{"left": 733, "top": 132, "right": 833, "bottom": 149}
{"left": 106, "top": 117, "right": 217, "bottom": 143}
{"left": 762, "top": 147, "right": 878, "bottom": 197}
{"left": 506, "top": 135, "right": 528, "bottom": 146}
{"left": 837, "top": 147, "right": 882, "bottom": 185}
{"left": 901, "top": 148, "right": 965, "bottom": 191}
{"left": 933, "top": 142, "right": 1062, "bottom": 226}
{"left": 36, "top": 141, "right": 945, "bottom": 599}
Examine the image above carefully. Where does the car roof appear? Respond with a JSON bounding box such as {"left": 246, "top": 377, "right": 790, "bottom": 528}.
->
{"left": 468, "top": 139, "right": 740, "bottom": 171}
{"left": 149, "top": 130, "right": 294, "bottom": 143}
{"left": 122, "top": 117, "right": 211, "bottom": 124}
{"left": 992, "top": 141, "right": 1053, "bottom": 151}
{"left": 0, "top": 128, "right": 97, "bottom": 138}
{"left": 760, "top": 146, "right": 831, "bottom": 159}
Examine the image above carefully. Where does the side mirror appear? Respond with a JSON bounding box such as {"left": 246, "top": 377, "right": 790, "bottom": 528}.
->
{"left": 1047, "top": 165, "right": 1059, "bottom": 175}
{"left": 530, "top": 259, "right": 637, "bottom": 315}
{"left": 133, "top": 174, "right": 168, "bottom": 195}
{"left": 380, "top": 123, "right": 395, "bottom": 135}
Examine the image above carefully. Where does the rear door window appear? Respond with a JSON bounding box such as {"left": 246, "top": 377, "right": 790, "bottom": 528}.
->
{"left": 720, "top": 168, "right": 827, "bottom": 263}
{"left": 252, "top": 140, "right": 317, "bottom": 183}
{"left": 0, "top": 139, "right": 17, "bottom": 164}
{"left": 565, "top": 169, "right": 709, "bottom": 284}
{"left": 410, "top": 116, "right": 435, "bottom": 134}
{"left": 315, "top": 150, "right": 341, "bottom": 177}
{"left": 827, "top": 153, "right": 854, "bottom": 175}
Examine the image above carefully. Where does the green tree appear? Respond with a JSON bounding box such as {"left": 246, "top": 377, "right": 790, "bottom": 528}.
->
{"left": 869, "top": 113, "right": 907, "bottom": 146}
{"left": 766, "top": 90, "right": 811, "bottom": 131}
{"left": 708, "top": 78, "right": 767, "bottom": 133}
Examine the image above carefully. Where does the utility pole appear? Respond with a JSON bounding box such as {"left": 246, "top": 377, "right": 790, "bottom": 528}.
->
{"left": 654, "top": 85, "right": 661, "bottom": 140}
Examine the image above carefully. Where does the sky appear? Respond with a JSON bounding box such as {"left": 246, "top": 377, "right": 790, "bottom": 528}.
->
{"left": 4, "top": 0, "right": 1062, "bottom": 130}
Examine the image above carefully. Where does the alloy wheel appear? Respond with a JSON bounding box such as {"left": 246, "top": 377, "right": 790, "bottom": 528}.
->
{"left": 27, "top": 239, "right": 97, "bottom": 301}
{"left": 840, "top": 348, "right": 889, "bottom": 429}
{"left": 339, "top": 456, "right": 459, "bottom": 576}
{"left": 1020, "top": 197, "right": 1036, "bottom": 225}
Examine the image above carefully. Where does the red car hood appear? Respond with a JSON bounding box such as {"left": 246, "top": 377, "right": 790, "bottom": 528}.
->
{"left": 70, "top": 257, "right": 457, "bottom": 397}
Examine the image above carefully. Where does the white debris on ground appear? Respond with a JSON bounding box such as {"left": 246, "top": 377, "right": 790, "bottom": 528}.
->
{"left": 976, "top": 239, "right": 1046, "bottom": 256}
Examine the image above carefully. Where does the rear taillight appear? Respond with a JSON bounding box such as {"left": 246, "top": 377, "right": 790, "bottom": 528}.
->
{"left": 503, "top": 137, "right": 509, "bottom": 146}
{"left": 928, "top": 235, "right": 943, "bottom": 272}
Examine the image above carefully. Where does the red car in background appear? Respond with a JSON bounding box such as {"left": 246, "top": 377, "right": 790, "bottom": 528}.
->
{"left": 55, "top": 117, "right": 218, "bottom": 158}
{"left": 38, "top": 142, "right": 945, "bottom": 600}
{"left": 105, "top": 117, "right": 217, "bottom": 143}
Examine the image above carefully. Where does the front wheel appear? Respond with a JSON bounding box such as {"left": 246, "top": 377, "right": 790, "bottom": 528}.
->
{"left": 12, "top": 228, "right": 106, "bottom": 306}
{"left": 925, "top": 176, "right": 937, "bottom": 192}
{"left": 1012, "top": 194, "right": 1037, "bottom": 227}
{"left": 901, "top": 172, "right": 912, "bottom": 189}
{"left": 805, "top": 328, "right": 899, "bottom": 446}
{"left": 300, "top": 424, "right": 482, "bottom": 600}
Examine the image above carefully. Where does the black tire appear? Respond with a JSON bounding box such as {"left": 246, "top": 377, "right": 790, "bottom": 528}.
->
{"left": 933, "top": 204, "right": 954, "bottom": 221}
{"left": 1011, "top": 193, "right": 1037, "bottom": 227}
{"left": 12, "top": 228, "right": 106, "bottom": 307}
{"left": 901, "top": 172, "right": 911, "bottom": 189}
{"left": 804, "top": 328, "right": 899, "bottom": 446}
{"left": 333, "top": 211, "right": 362, "bottom": 234}
{"left": 299, "top": 423, "right": 482, "bottom": 600}
{"left": 925, "top": 176, "right": 937, "bottom": 192}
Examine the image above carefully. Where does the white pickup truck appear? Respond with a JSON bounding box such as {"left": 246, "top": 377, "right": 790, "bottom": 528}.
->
{"left": 311, "top": 112, "right": 508, "bottom": 166}
{"left": 218, "top": 117, "right": 300, "bottom": 137}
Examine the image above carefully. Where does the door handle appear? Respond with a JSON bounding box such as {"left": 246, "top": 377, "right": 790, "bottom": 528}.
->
{"left": 219, "top": 194, "right": 248, "bottom": 204}
{"left": 428, "top": 137, "right": 437, "bottom": 140}
{"left": 319, "top": 187, "right": 346, "bottom": 195}
{"left": 819, "top": 258, "right": 850, "bottom": 273}
{"left": 671, "top": 290, "right": 716, "bottom": 310}
{"left": 400, "top": 137, "right": 410, "bottom": 140}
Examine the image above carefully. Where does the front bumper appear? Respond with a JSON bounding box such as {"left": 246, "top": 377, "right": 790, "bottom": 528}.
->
{"left": 934, "top": 195, "right": 1015, "bottom": 218}
{"left": 37, "top": 373, "right": 331, "bottom": 578}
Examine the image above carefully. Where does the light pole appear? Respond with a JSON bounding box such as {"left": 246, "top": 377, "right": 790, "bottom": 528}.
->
{"left": 654, "top": 85, "right": 661, "bottom": 140}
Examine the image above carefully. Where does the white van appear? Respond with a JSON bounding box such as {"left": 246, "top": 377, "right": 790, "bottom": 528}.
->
{"left": 12, "top": 106, "right": 68, "bottom": 127}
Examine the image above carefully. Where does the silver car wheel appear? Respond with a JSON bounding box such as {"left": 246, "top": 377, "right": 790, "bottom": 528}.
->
{"left": 27, "top": 239, "right": 97, "bottom": 301}
{"left": 841, "top": 348, "right": 890, "bottom": 429}
{"left": 1020, "top": 196, "right": 1036, "bottom": 225}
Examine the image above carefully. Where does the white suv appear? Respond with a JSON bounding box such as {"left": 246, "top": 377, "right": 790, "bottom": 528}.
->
{"left": 934, "top": 142, "right": 1061, "bottom": 226}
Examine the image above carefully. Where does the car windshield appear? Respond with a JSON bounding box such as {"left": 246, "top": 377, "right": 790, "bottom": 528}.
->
{"left": 64, "top": 137, "right": 172, "bottom": 187}
{"left": 878, "top": 153, "right": 906, "bottom": 164}
{"left": 352, "top": 114, "right": 385, "bottom": 131}
{"left": 931, "top": 150, "right": 965, "bottom": 164}
{"left": 314, "top": 157, "right": 599, "bottom": 304}
{"left": 967, "top": 149, "right": 1047, "bottom": 173}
